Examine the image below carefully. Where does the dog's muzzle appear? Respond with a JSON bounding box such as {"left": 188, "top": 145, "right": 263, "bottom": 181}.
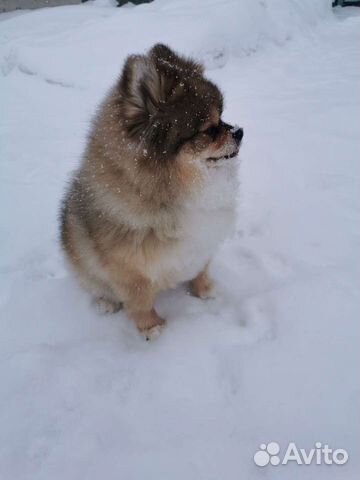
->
{"left": 221, "top": 121, "right": 244, "bottom": 146}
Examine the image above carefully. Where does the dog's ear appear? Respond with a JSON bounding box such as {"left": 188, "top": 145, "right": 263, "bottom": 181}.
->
{"left": 118, "top": 54, "right": 165, "bottom": 137}
{"left": 149, "top": 43, "right": 204, "bottom": 77}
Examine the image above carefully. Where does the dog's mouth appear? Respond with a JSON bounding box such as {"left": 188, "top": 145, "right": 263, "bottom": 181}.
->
{"left": 206, "top": 151, "right": 238, "bottom": 163}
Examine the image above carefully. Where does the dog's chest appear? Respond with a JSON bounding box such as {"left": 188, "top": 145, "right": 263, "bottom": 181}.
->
{"left": 148, "top": 164, "right": 239, "bottom": 287}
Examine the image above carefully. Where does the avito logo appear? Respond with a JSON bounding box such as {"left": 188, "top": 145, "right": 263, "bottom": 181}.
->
{"left": 254, "top": 442, "right": 349, "bottom": 467}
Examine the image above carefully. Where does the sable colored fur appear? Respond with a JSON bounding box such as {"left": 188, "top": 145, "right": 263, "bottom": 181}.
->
{"left": 60, "top": 44, "right": 243, "bottom": 339}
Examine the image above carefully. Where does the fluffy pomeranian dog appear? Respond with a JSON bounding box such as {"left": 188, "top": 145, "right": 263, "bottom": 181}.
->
{"left": 60, "top": 44, "right": 243, "bottom": 339}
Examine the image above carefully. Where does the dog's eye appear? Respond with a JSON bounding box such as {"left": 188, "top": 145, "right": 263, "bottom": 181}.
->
{"left": 203, "top": 125, "right": 220, "bottom": 141}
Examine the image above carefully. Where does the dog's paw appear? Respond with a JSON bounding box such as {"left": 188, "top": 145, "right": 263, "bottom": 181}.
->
{"left": 141, "top": 324, "right": 165, "bottom": 341}
{"left": 133, "top": 308, "right": 165, "bottom": 340}
{"left": 197, "top": 283, "right": 215, "bottom": 300}
{"left": 190, "top": 274, "right": 215, "bottom": 300}
{"left": 95, "top": 297, "right": 122, "bottom": 315}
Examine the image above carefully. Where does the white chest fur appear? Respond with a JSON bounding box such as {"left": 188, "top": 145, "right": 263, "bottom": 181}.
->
{"left": 147, "top": 159, "right": 240, "bottom": 287}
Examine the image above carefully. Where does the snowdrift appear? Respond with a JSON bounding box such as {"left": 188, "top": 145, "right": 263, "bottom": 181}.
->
{"left": 0, "top": 0, "right": 333, "bottom": 90}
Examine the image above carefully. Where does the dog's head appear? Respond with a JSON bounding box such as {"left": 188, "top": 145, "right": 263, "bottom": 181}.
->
{"left": 117, "top": 44, "right": 243, "bottom": 166}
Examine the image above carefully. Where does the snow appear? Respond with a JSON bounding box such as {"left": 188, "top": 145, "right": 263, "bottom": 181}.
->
{"left": 1, "top": 1, "right": 359, "bottom": 479}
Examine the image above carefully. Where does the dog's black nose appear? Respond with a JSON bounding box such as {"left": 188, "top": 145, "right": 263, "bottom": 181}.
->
{"left": 232, "top": 127, "right": 244, "bottom": 145}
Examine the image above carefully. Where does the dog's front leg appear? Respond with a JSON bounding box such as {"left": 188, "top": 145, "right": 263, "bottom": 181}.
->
{"left": 190, "top": 263, "right": 214, "bottom": 299}
{"left": 107, "top": 267, "right": 165, "bottom": 340}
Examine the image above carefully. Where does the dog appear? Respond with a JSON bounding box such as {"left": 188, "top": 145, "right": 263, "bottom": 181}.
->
{"left": 60, "top": 44, "right": 243, "bottom": 339}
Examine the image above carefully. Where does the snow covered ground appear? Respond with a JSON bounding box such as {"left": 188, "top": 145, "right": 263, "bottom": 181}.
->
{"left": 1, "top": 1, "right": 359, "bottom": 478}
